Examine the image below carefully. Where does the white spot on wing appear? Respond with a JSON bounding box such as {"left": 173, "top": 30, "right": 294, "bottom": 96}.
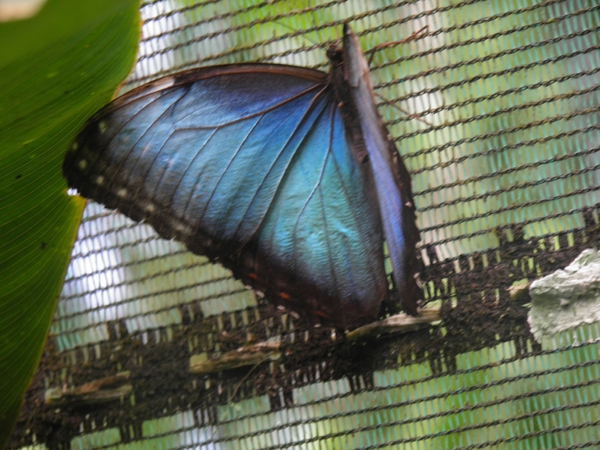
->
{"left": 98, "top": 121, "right": 107, "bottom": 133}
{"left": 77, "top": 159, "right": 87, "bottom": 170}
{"left": 95, "top": 175, "right": 105, "bottom": 185}
{"left": 116, "top": 188, "right": 128, "bottom": 198}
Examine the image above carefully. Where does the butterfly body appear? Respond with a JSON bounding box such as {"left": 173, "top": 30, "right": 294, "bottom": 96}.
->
{"left": 64, "top": 25, "right": 422, "bottom": 330}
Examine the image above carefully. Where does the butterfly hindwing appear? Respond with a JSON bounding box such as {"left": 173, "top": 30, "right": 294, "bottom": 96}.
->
{"left": 253, "top": 97, "right": 388, "bottom": 318}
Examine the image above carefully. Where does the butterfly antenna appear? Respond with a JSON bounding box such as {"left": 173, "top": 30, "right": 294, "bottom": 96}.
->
{"left": 369, "top": 25, "right": 432, "bottom": 127}
{"left": 227, "top": 354, "right": 272, "bottom": 403}
{"left": 308, "top": 0, "right": 326, "bottom": 49}
{"left": 206, "top": 414, "right": 221, "bottom": 447}
{"left": 367, "top": 25, "right": 428, "bottom": 66}
{"left": 273, "top": 19, "right": 319, "bottom": 47}
{"left": 377, "top": 93, "right": 434, "bottom": 128}
{"left": 204, "top": 351, "right": 270, "bottom": 447}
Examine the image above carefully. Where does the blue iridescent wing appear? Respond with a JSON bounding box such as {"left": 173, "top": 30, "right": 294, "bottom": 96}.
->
{"left": 339, "top": 25, "right": 423, "bottom": 315}
{"left": 63, "top": 64, "right": 389, "bottom": 329}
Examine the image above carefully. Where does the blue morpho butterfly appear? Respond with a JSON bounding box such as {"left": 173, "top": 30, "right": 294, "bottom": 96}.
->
{"left": 63, "top": 24, "right": 423, "bottom": 330}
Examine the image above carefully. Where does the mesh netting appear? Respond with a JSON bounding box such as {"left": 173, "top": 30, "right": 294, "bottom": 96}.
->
{"left": 9, "top": 0, "right": 600, "bottom": 448}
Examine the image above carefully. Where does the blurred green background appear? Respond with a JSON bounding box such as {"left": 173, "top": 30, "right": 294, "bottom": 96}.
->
{"left": 4, "top": 0, "right": 600, "bottom": 448}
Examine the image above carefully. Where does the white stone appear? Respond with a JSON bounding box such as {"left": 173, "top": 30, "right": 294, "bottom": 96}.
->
{"left": 529, "top": 249, "right": 600, "bottom": 341}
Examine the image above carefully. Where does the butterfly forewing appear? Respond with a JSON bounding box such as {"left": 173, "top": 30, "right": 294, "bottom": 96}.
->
{"left": 338, "top": 25, "right": 423, "bottom": 315}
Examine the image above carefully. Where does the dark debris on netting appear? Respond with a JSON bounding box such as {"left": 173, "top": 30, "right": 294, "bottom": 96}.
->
{"left": 10, "top": 202, "right": 600, "bottom": 447}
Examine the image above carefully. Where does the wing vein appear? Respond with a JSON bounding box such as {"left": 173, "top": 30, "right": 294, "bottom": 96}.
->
{"left": 232, "top": 85, "right": 331, "bottom": 248}
{"left": 165, "top": 127, "right": 219, "bottom": 217}
{"left": 190, "top": 115, "right": 265, "bottom": 222}
{"left": 97, "top": 86, "right": 189, "bottom": 194}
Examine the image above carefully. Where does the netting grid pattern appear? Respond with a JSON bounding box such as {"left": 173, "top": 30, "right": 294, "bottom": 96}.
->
{"left": 9, "top": 0, "right": 600, "bottom": 449}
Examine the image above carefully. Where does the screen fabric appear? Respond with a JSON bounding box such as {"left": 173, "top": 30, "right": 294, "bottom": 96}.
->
{"left": 8, "top": 0, "right": 600, "bottom": 449}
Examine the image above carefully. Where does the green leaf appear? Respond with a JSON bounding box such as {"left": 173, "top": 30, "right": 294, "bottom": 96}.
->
{"left": 0, "top": 0, "right": 140, "bottom": 444}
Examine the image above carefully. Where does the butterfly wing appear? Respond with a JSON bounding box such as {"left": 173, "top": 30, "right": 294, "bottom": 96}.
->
{"left": 63, "top": 64, "right": 389, "bottom": 329}
{"left": 339, "top": 25, "right": 423, "bottom": 315}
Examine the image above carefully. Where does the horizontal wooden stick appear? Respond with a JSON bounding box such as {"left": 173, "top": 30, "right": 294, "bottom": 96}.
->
{"left": 345, "top": 308, "right": 441, "bottom": 340}
{"left": 45, "top": 371, "right": 131, "bottom": 406}
{"left": 189, "top": 308, "right": 441, "bottom": 374}
{"left": 190, "top": 340, "right": 281, "bottom": 374}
